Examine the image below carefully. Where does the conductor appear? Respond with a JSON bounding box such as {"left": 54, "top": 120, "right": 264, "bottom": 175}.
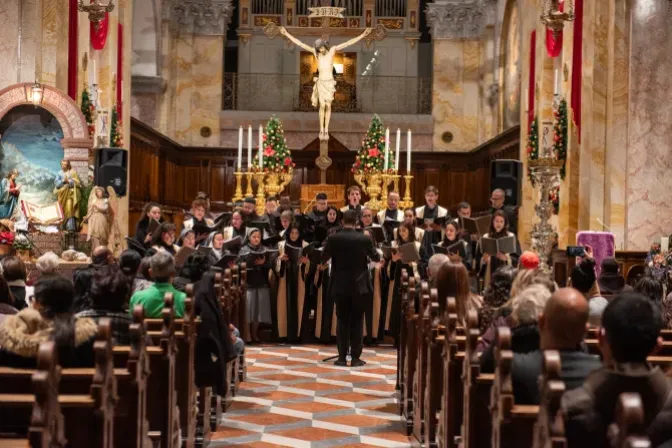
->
{"left": 323, "top": 210, "right": 381, "bottom": 366}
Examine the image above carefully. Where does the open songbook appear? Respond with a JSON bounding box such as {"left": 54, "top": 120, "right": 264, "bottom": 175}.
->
{"left": 381, "top": 242, "right": 420, "bottom": 263}
{"left": 284, "top": 244, "right": 303, "bottom": 263}
{"left": 432, "top": 241, "right": 466, "bottom": 258}
{"left": 480, "top": 236, "right": 516, "bottom": 255}
{"left": 244, "top": 248, "right": 278, "bottom": 266}
{"left": 20, "top": 201, "right": 63, "bottom": 225}
{"left": 462, "top": 215, "right": 491, "bottom": 237}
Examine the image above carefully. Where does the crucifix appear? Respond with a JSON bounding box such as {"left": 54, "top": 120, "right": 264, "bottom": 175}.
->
{"left": 264, "top": 8, "right": 386, "bottom": 182}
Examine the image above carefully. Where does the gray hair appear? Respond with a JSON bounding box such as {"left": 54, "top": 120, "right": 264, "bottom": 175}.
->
{"left": 428, "top": 254, "right": 449, "bottom": 279}
{"left": 150, "top": 251, "right": 176, "bottom": 280}
{"left": 511, "top": 284, "right": 552, "bottom": 325}
{"left": 36, "top": 251, "right": 60, "bottom": 275}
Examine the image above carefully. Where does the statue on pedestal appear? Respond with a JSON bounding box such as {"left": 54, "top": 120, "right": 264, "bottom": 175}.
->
{"left": 53, "top": 159, "right": 81, "bottom": 230}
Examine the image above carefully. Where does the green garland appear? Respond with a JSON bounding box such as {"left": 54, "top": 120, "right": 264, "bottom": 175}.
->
{"left": 110, "top": 104, "right": 123, "bottom": 148}
{"left": 550, "top": 98, "right": 568, "bottom": 214}
{"left": 252, "top": 116, "right": 294, "bottom": 173}
{"left": 81, "top": 84, "right": 95, "bottom": 139}
{"left": 526, "top": 116, "right": 539, "bottom": 186}
{"left": 352, "top": 114, "right": 395, "bottom": 174}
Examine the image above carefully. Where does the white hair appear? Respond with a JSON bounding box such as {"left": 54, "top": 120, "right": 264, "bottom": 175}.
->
{"left": 511, "top": 283, "right": 552, "bottom": 325}
{"left": 36, "top": 251, "right": 60, "bottom": 275}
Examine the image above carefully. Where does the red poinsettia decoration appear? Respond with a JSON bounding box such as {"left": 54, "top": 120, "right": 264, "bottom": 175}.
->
{"left": 284, "top": 157, "right": 292, "bottom": 166}
{"left": 368, "top": 148, "right": 380, "bottom": 157}
{"left": 0, "top": 232, "right": 15, "bottom": 245}
{"left": 264, "top": 146, "right": 275, "bottom": 157}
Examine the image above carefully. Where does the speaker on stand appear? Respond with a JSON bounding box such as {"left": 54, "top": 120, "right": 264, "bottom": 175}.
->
{"left": 490, "top": 159, "right": 522, "bottom": 207}
{"left": 94, "top": 148, "right": 128, "bottom": 197}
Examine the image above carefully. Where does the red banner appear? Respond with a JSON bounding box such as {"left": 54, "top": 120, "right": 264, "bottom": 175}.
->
{"left": 90, "top": 12, "right": 109, "bottom": 50}
{"left": 117, "top": 23, "right": 123, "bottom": 120}
{"left": 571, "top": 0, "right": 583, "bottom": 142}
{"left": 545, "top": 0, "right": 564, "bottom": 57}
{"left": 67, "top": 0, "right": 78, "bottom": 99}
{"left": 528, "top": 30, "right": 537, "bottom": 130}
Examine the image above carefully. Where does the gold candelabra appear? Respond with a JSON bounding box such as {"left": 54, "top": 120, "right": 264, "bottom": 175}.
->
{"left": 399, "top": 174, "right": 414, "bottom": 209}
{"left": 264, "top": 167, "right": 294, "bottom": 198}
{"left": 392, "top": 173, "right": 401, "bottom": 194}
{"left": 245, "top": 171, "right": 254, "bottom": 198}
{"left": 232, "top": 172, "right": 244, "bottom": 202}
{"left": 354, "top": 172, "right": 384, "bottom": 211}
{"left": 380, "top": 173, "right": 393, "bottom": 210}
{"left": 253, "top": 172, "right": 266, "bottom": 215}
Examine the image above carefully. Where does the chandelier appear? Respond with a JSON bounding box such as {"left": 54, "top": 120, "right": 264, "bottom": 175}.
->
{"left": 78, "top": 0, "right": 115, "bottom": 25}
{"left": 541, "top": 0, "right": 575, "bottom": 39}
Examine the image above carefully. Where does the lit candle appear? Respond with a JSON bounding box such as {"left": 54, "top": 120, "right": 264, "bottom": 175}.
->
{"left": 237, "top": 126, "right": 243, "bottom": 171}
{"left": 395, "top": 128, "right": 401, "bottom": 171}
{"left": 247, "top": 125, "right": 252, "bottom": 168}
{"left": 406, "top": 130, "right": 412, "bottom": 173}
{"left": 384, "top": 127, "right": 390, "bottom": 171}
{"left": 259, "top": 124, "right": 263, "bottom": 168}
{"left": 554, "top": 69, "right": 559, "bottom": 95}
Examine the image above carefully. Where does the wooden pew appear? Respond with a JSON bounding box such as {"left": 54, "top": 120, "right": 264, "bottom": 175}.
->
{"left": 401, "top": 273, "right": 417, "bottom": 431}
{"left": 0, "top": 342, "right": 67, "bottom": 448}
{"left": 423, "top": 289, "right": 442, "bottom": 448}
{"left": 396, "top": 270, "right": 410, "bottom": 396}
{"left": 114, "top": 303, "right": 180, "bottom": 448}
{"left": 610, "top": 393, "right": 651, "bottom": 448}
{"left": 460, "top": 309, "right": 494, "bottom": 448}
{"left": 0, "top": 326, "right": 116, "bottom": 447}
{"left": 532, "top": 351, "right": 566, "bottom": 448}
{"left": 490, "top": 326, "right": 538, "bottom": 448}
{"left": 411, "top": 281, "right": 431, "bottom": 446}
{"left": 237, "top": 264, "right": 248, "bottom": 382}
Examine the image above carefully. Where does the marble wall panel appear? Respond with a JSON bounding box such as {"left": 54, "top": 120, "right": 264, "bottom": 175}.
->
{"left": 627, "top": 0, "right": 672, "bottom": 249}
{"left": 0, "top": 1, "right": 20, "bottom": 89}
{"left": 190, "top": 35, "right": 223, "bottom": 146}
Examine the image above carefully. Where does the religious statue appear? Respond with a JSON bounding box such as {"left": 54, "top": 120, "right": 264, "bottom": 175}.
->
{"left": 53, "top": 159, "right": 81, "bottom": 229}
{"left": 0, "top": 169, "right": 21, "bottom": 220}
{"left": 277, "top": 26, "right": 373, "bottom": 140}
{"left": 83, "top": 185, "right": 122, "bottom": 253}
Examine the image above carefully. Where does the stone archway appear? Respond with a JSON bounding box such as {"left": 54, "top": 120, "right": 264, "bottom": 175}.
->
{"left": 0, "top": 83, "right": 93, "bottom": 183}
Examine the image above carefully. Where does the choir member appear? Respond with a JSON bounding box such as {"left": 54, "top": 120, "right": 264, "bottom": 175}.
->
{"left": 324, "top": 206, "right": 342, "bottom": 236}
{"left": 377, "top": 191, "right": 404, "bottom": 224}
{"left": 307, "top": 192, "right": 329, "bottom": 224}
{"left": 275, "top": 225, "right": 310, "bottom": 341}
{"left": 239, "top": 229, "right": 274, "bottom": 343}
{"left": 178, "top": 229, "right": 196, "bottom": 249}
{"left": 314, "top": 259, "right": 334, "bottom": 342}
{"left": 340, "top": 185, "right": 362, "bottom": 215}
{"left": 151, "top": 222, "right": 179, "bottom": 256}
{"left": 360, "top": 207, "right": 380, "bottom": 229}
{"left": 278, "top": 210, "right": 294, "bottom": 237}
{"left": 415, "top": 185, "right": 450, "bottom": 226}
{"left": 241, "top": 197, "right": 263, "bottom": 224}
{"left": 195, "top": 191, "right": 215, "bottom": 220}
{"left": 489, "top": 188, "right": 518, "bottom": 233}
{"left": 264, "top": 196, "right": 280, "bottom": 234}
{"left": 383, "top": 222, "right": 422, "bottom": 345}
{"left": 183, "top": 198, "right": 215, "bottom": 245}
{"left": 477, "top": 210, "right": 521, "bottom": 286}
{"left": 362, "top": 222, "right": 384, "bottom": 345}
{"left": 396, "top": 208, "right": 425, "bottom": 242}
{"left": 436, "top": 221, "right": 473, "bottom": 268}
{"left": 204, "top": 231, "right": 225, "bottom": 265}
{"left": 222, "top": 211, "right": 249, "bottom": 241}
{"left": 134, "top": 202, "right": 162, "bottom": 248}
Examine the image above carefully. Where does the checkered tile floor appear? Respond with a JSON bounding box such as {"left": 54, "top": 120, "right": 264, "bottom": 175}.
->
{"left": 211, "top": 344, "right": 410, "bottom": 448}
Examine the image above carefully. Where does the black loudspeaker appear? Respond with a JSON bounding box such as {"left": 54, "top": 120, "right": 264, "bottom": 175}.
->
{"left": 95, "top": 148, "right": 128, "bottom": 197}
{"left": 490, "top": 159, "right": 522, "bottom": 207}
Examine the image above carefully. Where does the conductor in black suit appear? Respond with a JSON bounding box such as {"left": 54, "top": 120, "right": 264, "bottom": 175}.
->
{"left": 323, "top": 209, "right": 381, "bottom": 367}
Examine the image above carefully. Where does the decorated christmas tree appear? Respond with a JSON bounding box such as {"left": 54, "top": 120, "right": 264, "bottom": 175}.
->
{"left": 110, "top": 104, "right": 123, "bottom": 148}
{"left": 553, "top": 98, "right": 568, "bottom": 179}
{"left": 81, "top": 84, "right": 95, "bottom": 138}
{"left": 526, "top": 116, "right": 539, "bottom": 186}
{"left": 253, "top": 116, "right": 294, "bottom": 173}
{"left": 352, "top": 114, "right": 395, "bottom": 174}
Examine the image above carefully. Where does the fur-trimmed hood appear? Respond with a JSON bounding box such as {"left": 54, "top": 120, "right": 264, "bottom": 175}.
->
{"left": 0, "top": 308, "right": 98, "bottom": 358}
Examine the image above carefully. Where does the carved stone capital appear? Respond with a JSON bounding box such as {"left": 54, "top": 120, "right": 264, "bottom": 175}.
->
{"left": 425, "top": 1, "right": 486, "bottom": 40}
{"left": 165, "top": 0, "right": 234, "bottom": 35}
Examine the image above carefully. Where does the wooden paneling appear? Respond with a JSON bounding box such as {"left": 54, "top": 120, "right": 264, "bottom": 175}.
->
{"left": 129, "top": 118, "right": 520, "bottom": 234}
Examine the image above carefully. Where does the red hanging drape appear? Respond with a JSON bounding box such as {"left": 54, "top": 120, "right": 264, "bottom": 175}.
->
{"left": 545, "top": 0, "right": 564, "bottom": 57}
{"left": 528, "top": 30, "right": 537, "bottom": 129}
{"left": 67, "top": 0, "right": 78, "bottom": 99}
{"left": 90, "top": 12, "right": 109, "bottom": 50}
{"left": 117, "top": 23, "right": 123, "bottom": 120}
{"left": 571, "top": 0, "right": 583, "bottom": 142}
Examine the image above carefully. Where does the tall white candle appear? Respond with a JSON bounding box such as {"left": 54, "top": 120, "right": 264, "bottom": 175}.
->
{"left": 259, "top": 138, "right": 263, "bottom": 168}
{"left": 247, "top": 125, "right": 252, "bottom": 168}
{"left": 384, "top": 127, "right": 390, "bottom": 171}
{"left": 258, "top": 124, "right": 263, "bottom": 167}
{"left": 554, "top": 69, "right": 559, "bottom": 95}
{"left": 237, "top": 126, "right": 243, "bottom": 171}
{"left": 406, "top": 130, "right": 412, "bottom": 173}
{"left": 395, "top": 128, "right": 401, "bottom": 171}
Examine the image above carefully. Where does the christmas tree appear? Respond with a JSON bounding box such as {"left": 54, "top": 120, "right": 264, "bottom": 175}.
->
{"left": 110, "top": 103, "right": 123, "bottom": 148}
{"left": 352, "top": 114, "right": 395, "bottom": 174}
{"left": 553, "top": 98, "right": 568, "bottom": 179}
{"left": 81, "top": 84, "right": 95, "bottom": 138}
{"left": 526, "top": 116, "right": 539, "bottom": 186}
{"left": 252, "top": 116, "right": 294, "bottom": 173}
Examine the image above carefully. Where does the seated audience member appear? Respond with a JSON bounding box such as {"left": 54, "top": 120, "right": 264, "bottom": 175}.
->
{"left": 511, "top": 288, "right": 601, "bottom": 404}
{"left": 427, "top": 253, "right": 449, "bottom": 286}
{"left": 0, "top": 275, "right": 97, "bottom": 368}
{"left": 230, "top": 324, "right": 245, "bottom": 355}
{"left": 77, "top": 266, "right": 133, "bottom": 345}
{"left": 436, "top": 260, "right": 483, "bottom": 323}
{"left": 35, "top": 252, "right": 60, "bottom": 276}
{"left": 91, "top": 245, "right": 114, "bottom": 266}
{"left": 480, "top": 284, "right": 552, "bottom": 373}
{"left": 570, "top": 255, "right": 608, "bottom": 325}
{"left": 597, "top": 257, "right": 630, "bottom": 297}
{"left": 634, "top": 275, "right": 664, "bottom": 306}
{"left": 129, "top": 251, "right": 186, "bottom": 318}
{"left": 478, "top": 265, "right": 517, "bottom": 334}
{"left": 662, "top": 293, "right": 672, "bottom": 329}
{"left": 0, "top": 276, "right": 17, "bottom": 324}
{"left": 562, "top": 292, "right": 672, "bottom": 447}
{"left": 519, "top": 251, "right": 540, "bottom": 270}
{"left": 174, "top": 253, "right": 210, "bottom": 292}
{"left": 1, "top": 256, "right": 27, "bottom": 310}
{"left": 119, "top": 249, "right": 141, "bottom": 286}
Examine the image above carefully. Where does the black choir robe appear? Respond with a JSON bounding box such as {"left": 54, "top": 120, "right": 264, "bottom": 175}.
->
{"left": 314, "top": 263, "right": 336, "bottom": 342}
{"left": 275, "top": 240, "right": 309, "bottom": 340}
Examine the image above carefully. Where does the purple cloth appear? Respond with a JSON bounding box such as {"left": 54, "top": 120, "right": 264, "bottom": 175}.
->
{"left": 577, "top": 231, "right": 615, "bottom": 276}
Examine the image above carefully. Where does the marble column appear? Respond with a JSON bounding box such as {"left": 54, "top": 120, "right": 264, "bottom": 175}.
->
{"left": 425, "top": 1, "right": 487, "bottom": 152}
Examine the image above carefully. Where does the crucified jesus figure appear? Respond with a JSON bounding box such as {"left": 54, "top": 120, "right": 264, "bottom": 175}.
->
{"left": 279, "top": 27, "right": 373, "bottom": 140}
